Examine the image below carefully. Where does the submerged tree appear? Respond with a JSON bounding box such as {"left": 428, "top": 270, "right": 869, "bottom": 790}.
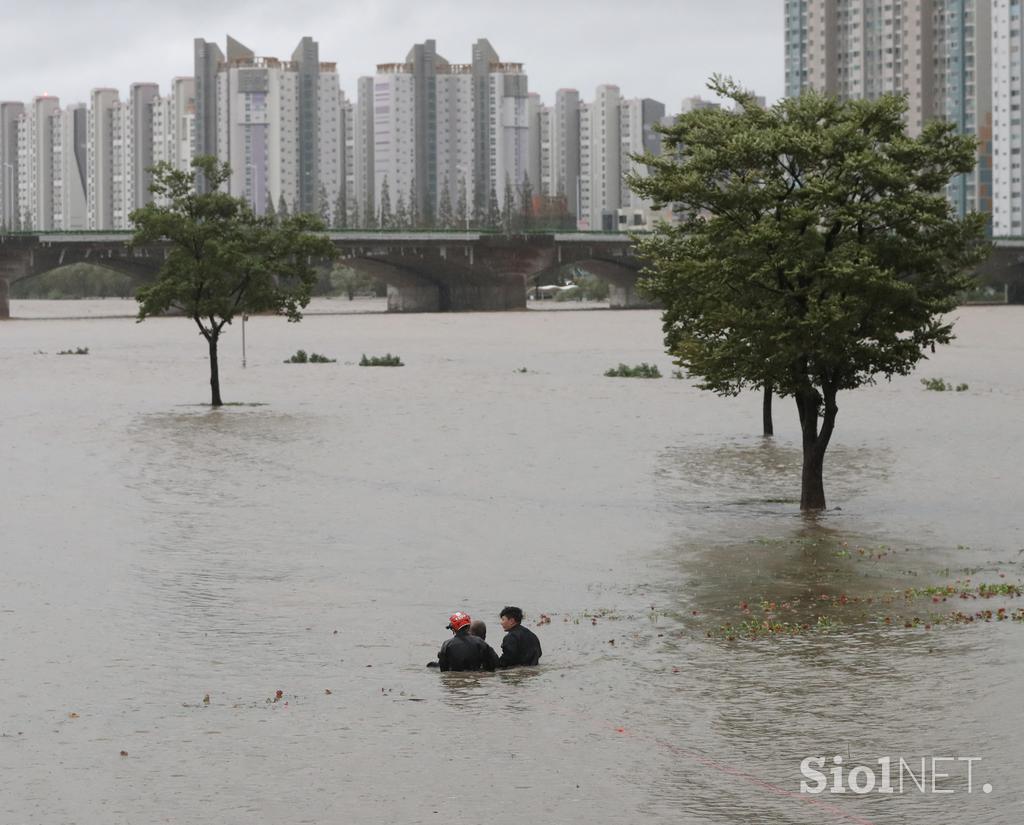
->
{"left": 131, "top": 156, "right": 336, "bottom": 406}
{"left": 629, "top": 78, "right": 987, "bottom": 510}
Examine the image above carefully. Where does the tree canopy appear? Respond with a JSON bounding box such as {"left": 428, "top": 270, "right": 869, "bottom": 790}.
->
{"left": 629, "top": 78, "right": 988, "bottom": 509}
{"left": 131, "top": 155, "right": 336, "bottom": 406}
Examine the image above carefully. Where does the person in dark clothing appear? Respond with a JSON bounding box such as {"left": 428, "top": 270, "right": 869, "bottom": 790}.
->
{"left": 436, "top": 611, "right": 498, "bottom": 672}
{"left": 498, "top": 605, "right": 542, "bottom": 668}
{"left": 469, "top": 619, "right": 488, "bottom": 640}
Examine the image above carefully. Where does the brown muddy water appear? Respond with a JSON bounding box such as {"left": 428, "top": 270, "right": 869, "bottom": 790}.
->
{"left": 1, "top": 299, "right": 1022, "bottom": 825}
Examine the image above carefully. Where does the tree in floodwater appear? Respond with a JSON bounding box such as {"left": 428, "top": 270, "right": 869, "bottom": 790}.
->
{"left": 130, "top": 156, "right": 337, "bottom": 406}
{"left": 629, "top": 78, "right": 987, "bottom": 510}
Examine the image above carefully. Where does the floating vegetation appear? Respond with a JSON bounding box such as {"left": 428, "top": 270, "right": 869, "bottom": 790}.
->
{"left": 57, "top": 347, "right": 89, "bottom": 355}
{"left": 604, "top": 362, "right": 661, "bottom": 378}
{"left": 707, "top": 575, "right": 1024, "bottom": 641}
{"left": 360, "top": 353, "right": 403, "bottom": 367}
{"left": 284, "top": 349, "right": 336, "bottom": 363}
{"left": 920, "top": 377, "right": 968, "bottom": 392}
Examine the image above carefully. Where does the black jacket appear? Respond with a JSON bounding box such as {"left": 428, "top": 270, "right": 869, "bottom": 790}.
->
{"left": 498, "top": 623, "right": 542, "bottom": 668}
{"left": 438, "top": 629, "right": 499, "bottom": 672}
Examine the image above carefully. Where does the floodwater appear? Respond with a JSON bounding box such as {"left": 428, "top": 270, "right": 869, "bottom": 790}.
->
{"left": 1, "top": 299, "right": 1022, "bottom": 825}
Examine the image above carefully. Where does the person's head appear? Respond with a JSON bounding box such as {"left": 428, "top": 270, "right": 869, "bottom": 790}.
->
{"left": 447, "top": 611, "right": 471, "bottom": 635}
{"left": 499, "top": 606, "right": 523, "bottom": 631}
{"left": 469, "top": 619, "right": 487, "bottom": 640}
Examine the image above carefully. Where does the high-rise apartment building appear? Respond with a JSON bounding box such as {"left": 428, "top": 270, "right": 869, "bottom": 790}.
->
{"left": 785, "top": 0, "right": 992, "bottom": 219}
{"left": 619, "top": 97, "right": 668, "bottom": 228}
{"left": 152, "top": 77, "right": 196, "bottom": 181}
{"left": 194, "top": 36, "right": 345, "bottom": 218}
{"left": 87, "top": 88, "right": 118, "bottom": 230}
{"left": 53, "top": 103, "right": 87, "bottom": 230}
{"left": 992, "top": 0, "right": 1024, "bottom": 234}
{"left": 1, "top": 101, "right": 24, "bottom": 230}
{"left": 353, "top": 75, "right": 375, "bottom": 223}
{"left": 579, "top": 85, "right": 622, "bottom": 231}
{"left": 539, "top": 89, "right": 581, "bottom": 218}
{"left": 371, "top": 64, "right": 416, "bottom": 224}
{"left": 16, "top": 96, "right": 61, "bottom": 230}
{"left": 109, "top": 83, "right": 158, "bottom": 228}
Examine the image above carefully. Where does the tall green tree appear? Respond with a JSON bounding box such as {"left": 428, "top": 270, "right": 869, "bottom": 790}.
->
{"left": 334, "top": 190, "right": 348, "bottom": 230}
{"left": 379, "top": 176, "right": 392, "bottom": 229}
{"left": 486, "top": 183, "right": 500, "bottom": 230}
{"left": 629, "top": 79, "right": 988, "bottom": 511}
{"left": 438, "top": 176, "right": 454, "bottom": 229}
{"left": 455, "top": 174, "right": 468, "bottom": 230}
{"left": 395, "top": 190, "right": 409, "bottom": 230}
{"left": 408, "top": 179, "right": 420, "bottom": 229}
{"left": 349, "top": 197, "right": 360, "bottom": 230}
{"left": 277, "top": 193, "right": 290, "bottom": 220}
{"left": 502, "top": 172, "right": 516, "bottom": 234}
{"left": 318, "top": 184, "right": 331, "bottom": 225}
{"left": 519, "top": 172, "right": 534, "bottom": 232}
{"left": 130, "top": 156, "right": 336, "bottom": 406}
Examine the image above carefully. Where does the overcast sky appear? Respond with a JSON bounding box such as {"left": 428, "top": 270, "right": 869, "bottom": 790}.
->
{"left": 2, "top": 0, "right": 784, "bottom": 110}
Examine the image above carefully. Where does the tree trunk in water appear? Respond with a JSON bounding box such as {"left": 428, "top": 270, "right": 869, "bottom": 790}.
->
{"left": 208, "top": 331, "right": 222, "bottom": 407}
{"left": 762, "top": 385, "right": 774, "bottom": 437}
{"left": 795, "top": 386, "right": 837, "bottom": 511}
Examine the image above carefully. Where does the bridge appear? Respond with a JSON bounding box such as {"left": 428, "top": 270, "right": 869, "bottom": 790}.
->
{"left": 0, "top": 231, "right": 651, "bottom": 319}
{"left": 3, "top": 231, "right": 1023, "bottom": 319}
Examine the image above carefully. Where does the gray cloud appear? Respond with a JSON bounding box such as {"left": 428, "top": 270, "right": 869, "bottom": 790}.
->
{"left": 2, "top": 0, "right": 783, "bottom": 108}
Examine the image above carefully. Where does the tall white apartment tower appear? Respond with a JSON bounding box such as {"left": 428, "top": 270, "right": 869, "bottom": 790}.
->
{"left": 578, "top": 84, "right": 621, "bottom": 231}
{"left": 53, "top": 103, "right": 88, "bottom": 230}
{"left": 198, "top": 35, "right": 337, "bottom": 216}
{"left": 785, "top": 0, "right": 992, "bottom": 220}
{"left": 619, "top": 97, "right": 667, "bottom": 229}
{"left": 485, "top": 59, "right": 531, "bottom": 210}
{"left": 16, "top": 96, "right": 61, "bottom": 230}
{"left": 152, "top": 77, "right": 196, "bottom": 178}
{"left": 993, "top": 0, "right": 1024, "bottom": 235}
{"left": 109, "top": 83, "right": 159, "bottom": 228}
{"left": 539, "top": 89, "right": 581, "bottom": 221}
{"left": 353, "top": 76, "right": 375, "bottom": 225}
{"left": 371, "top": 64, "right": 416, "bottom": 224}
{"left": 87, "top": 88, "right": 119, "bottom": 230}
{"left": 1, "top": 102, "right": 25, "bottom": 230}
{"left": 435, "top": 65, "right": 475, "bottom": 226}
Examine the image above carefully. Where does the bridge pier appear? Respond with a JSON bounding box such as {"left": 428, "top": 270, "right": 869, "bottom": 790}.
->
{"left": 608, "top": 281, "right": 660, "bottom": 310}
{"left": 0, "top": 276, "right": 8, "bottom": 320}
{"left": 387, "top": 283, "right": 441, "bottom": 312}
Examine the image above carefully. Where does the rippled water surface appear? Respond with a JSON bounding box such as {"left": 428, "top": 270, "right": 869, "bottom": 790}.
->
{"left": 1, "top": 300, "right": 1022, "bottom": 824}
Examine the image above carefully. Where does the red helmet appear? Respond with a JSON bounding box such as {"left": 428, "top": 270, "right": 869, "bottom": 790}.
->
{"left": 447, "top": 611, "right": 471, "bottom": 632}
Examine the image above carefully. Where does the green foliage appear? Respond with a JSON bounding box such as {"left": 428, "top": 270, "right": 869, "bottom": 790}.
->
{"left": 131, "top": 155, "right": 337, "bottom": 405}
{"left": 628, "top": 77, "right": 989, "bottom": 508}
{"left": 920, "top": 377, "right": 968, "bottom": 392}
{"left": 359, "top": 353, "right": 404, "bottom": 367}
{"left": 328, "top": 265, "right": 375, "bottom": 300}
{"left": 284, "top": 349, "right": 335, "bottom": 363}
{"left": 57, "top": 346, "right": 89, "bottom": 355}
{"left": 604, "top": 363, "right": 662, "bottom": 378}
{"left": 571, "top": 272, "right": 610, "bottom": 301}
{"left": 11, "top": 264, "right": 134, "bottom": 299}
